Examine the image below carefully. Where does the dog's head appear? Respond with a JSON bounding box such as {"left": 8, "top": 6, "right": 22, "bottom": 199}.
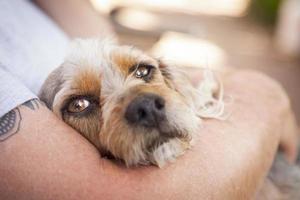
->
{"left": 39, "top": 39, "right": 202, "bottom": 166}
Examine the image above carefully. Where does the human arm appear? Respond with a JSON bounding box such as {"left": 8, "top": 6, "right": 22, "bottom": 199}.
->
{"left": 3, "top": 1, "right": 296, "bottom": 199}
{"left": 1, "top": 70, "right": 297, "bottom": 200}
{"left": 33, "top": 0, "right": 115, "bottom": 38}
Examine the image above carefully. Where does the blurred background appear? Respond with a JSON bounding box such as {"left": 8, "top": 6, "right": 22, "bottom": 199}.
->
{"left": 90, "top": 0, "right": 300, "bottom": 122}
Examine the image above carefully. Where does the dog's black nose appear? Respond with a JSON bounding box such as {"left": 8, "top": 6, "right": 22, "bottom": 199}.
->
{"left": 125, "top": 93, "right": 166, "bottom": 127}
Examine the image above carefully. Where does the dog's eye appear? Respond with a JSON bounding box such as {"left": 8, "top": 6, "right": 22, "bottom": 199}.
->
{"left": 67, "top": 98, "right": 90, "bottom": 113}
{"left": 135, "top": 65, "right": 154, "bottom": 79}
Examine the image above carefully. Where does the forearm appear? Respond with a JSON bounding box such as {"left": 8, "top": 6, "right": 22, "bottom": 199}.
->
{"left": 0, "top": 71, "right": 292, "bottom": 200}
{"left": 0, "top": 99, "right": 187, "bottom": 200}
{"left": 33, "top": 0, "right": 115, "bottom": 38}
{"left": 0, "top": 100, "right": 105, "bottom": 200}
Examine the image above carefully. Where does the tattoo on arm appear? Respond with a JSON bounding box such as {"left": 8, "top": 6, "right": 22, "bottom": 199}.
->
{"left": 0, "top": 99, "right": 42, "bottom": 141}
{"left": 0, "top": 109, "right": 21, "bottom": 141}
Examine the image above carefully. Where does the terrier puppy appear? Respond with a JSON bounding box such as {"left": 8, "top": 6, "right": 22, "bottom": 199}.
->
{"left": 39, "top": 38, "right": 224, "bottom": 167}
{"left": 39, "top": 38, "right": 300, "bottom": 199}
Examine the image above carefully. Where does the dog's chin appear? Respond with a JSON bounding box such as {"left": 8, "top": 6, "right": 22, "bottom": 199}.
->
{"left": 147, "top": 136, "right": 191, "bottom": 168}
{"left": 127, "top": 129, "right": 192, "bottom": 168}
{"left": 103, "top": 128, "right": 191, "bottom": 168}
{"left": 145, "top": 122, "right": 195, "bottom": 167}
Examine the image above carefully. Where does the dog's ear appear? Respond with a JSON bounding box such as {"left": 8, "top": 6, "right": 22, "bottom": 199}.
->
{"left": 158, "top": 61, "right": 199, "bottom": 107}
{"left": 158, "top": 60, "right": 225, "bottom": 119}
{"left": 38, "top": 65, "right": 65, "bottom": 110}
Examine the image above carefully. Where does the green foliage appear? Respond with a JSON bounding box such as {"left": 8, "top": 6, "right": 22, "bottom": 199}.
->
{"left": 249, "top": 0, "right": 282, "bottom": 26}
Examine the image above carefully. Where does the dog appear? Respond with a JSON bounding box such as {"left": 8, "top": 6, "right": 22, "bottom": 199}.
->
{"left": 39, "top": 38, "right": 300, "bottom": 199}
{"left": 39, "top": 38, "right": 224, "bottom": 167}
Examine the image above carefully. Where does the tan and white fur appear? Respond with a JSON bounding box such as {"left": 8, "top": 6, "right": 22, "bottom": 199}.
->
{"left": 39, "top": 38, "right": 224, "bottom": 167}
{"left": 39, "top": 39, "right": 300, "bottom": 199}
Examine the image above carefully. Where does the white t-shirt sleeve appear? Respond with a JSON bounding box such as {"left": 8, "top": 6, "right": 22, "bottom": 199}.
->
{"left": 0, "top": 67, "right": 36, "bottom": 117}
{"left": 0, "top": 0, "right": 70, "bottom": 117}
{"left": 0, "top": 0, "right": 69, "bottom": 94}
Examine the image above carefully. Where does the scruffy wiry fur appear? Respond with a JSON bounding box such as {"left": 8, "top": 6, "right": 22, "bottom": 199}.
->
{"left": 39, "top": 38, "right": 300, "bottom": 199}
{"left": 39, "top": 39, "right": 223, "bottom": 167}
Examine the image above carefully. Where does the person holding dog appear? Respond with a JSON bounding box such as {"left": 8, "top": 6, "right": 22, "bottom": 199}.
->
{"left": 0, "top": 0, "right": 298, "bottom": 199}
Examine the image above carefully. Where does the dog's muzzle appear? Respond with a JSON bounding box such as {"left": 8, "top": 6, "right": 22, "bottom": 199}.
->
{"left": 125, "top": 93, "right": 166, "bottom": 128}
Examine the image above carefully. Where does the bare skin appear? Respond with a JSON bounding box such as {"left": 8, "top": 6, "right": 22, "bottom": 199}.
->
{"left": 33, "top": 0, "right": 115, "bottom": 38}
{"left": 0, "top": 70, "right": 298, "bottom": 200}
